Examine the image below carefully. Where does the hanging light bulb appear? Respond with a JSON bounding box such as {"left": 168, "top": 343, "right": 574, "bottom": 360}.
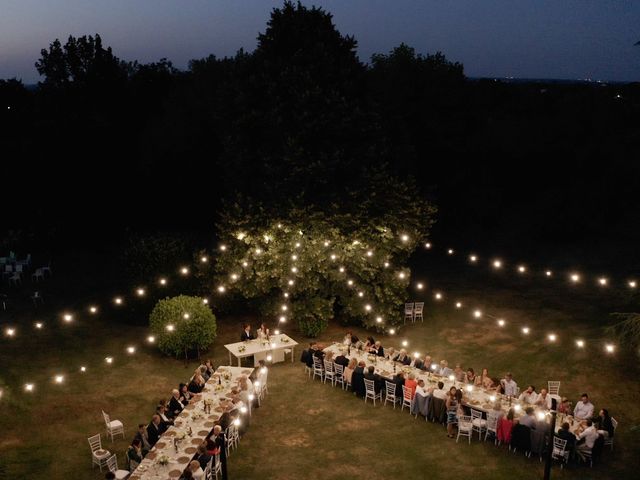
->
{"left": 159, "top": 277, "right": 167, "bottom": 285}
{"left": 455, "top": 302, "right": 462, "bottom": 309}
{"left": 517, "top": 265, "right": 526, "bottom": 273}
{"left": 416, "top": 283, "right": 423, "bottom": 290}
{"left": 469, "top": 255, "right": 477, "bottom": 263}
{"left": 434, "top": 292, "right": 442, "bottom": 300}
{"left": 570, "top": 273, "right": 580, "bottom": 283}
{"left": 447, "top": 249, "right": 454, "bottom": 255}
{"left": 545, "top": 270, "right": 552, "bottom": 277}
{"left": 473, "top": 310, "right": 482, "bottom": 318}
{"left": 424, "top": 242, "right": 432, "bottom": 249}
{"left": 575, "top": 339, "right": 584, "bottom": 348}
{"left": 493, "top": 260, "right": 502, "bottom": 269}
{"left": 497, "top": 319, "right": 505, "bottom": 327}
{"left": 522, "top": 327, "right": 530, "bottom": 335}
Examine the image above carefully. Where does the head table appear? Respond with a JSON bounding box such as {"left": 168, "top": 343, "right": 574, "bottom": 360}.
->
{"left": 225, "top": 334, "right": 298, "bottom": 367}
{"left": 129, "top": 365, "right": 253, "bottom": 480}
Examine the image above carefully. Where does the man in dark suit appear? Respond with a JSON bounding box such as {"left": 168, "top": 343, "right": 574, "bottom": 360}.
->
{"left": 133, "top": 423, "right": 151, "bottom": 455}
{"left": 351, "top": 361, "right": 366, "bottom": 397}
{"left": 146, "top": 414, "right": 167, "bottom": 446}
{"left": 412, "top": 356, "right": 425, "bottom": 370}
{"left": 168, "top": 389, "right": 184, "bottom": 417}
{"left": 213, "top": 425, "right": 228, "bottom": 480}
{"left": 195, "top": 444, "right": 211, "bottom": 470}
{"left": 393, "top": 372, "right": 405, "bottom": 398}
{"left": 300, "top": 342, "right": 315, "bottom": 368}
{"left": 556, "top": 422, "right": 577, "bottom": 450}
{"left": 364, "top": 366, "right": 383, "bottom": 393}
{"left": 334, "top": 352, "right": 349, "bottom": 367}
{"left": 240, "top": 323, "right": 254, "bottom": 341}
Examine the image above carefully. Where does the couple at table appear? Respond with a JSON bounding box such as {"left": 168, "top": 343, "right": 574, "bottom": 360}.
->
{"left": 240, "top": 322, "right": 270, "bottom": 341}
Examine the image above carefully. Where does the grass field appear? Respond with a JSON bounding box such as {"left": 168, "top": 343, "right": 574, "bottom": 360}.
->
{"left": 0, "top": 259, "right": 638, "bottom": 479}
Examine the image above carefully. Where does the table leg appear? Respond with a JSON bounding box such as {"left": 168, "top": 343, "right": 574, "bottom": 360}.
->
{"left": 238, "top": 355, "right": 242, "bottom": 367}
{"left": 229, "top": 351, "right": 232, "bottom": 365}
{"left": 291, "top": 346, "right": 295, "bottom": 363}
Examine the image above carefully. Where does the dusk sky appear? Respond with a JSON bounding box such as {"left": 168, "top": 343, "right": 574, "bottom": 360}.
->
{"left": 2, "top": 0, "right": 639, "bottom": 83}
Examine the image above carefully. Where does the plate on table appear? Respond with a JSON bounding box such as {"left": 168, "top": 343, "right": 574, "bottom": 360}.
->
{"left": 169, "top": 470, "right": 182, "bottom": 478}
{"left": 204, "top": 421, "right": 215, "bottom": 428}
{"left": 185, "top": 404, "right": 196, "bottom": 410}
{"left": 198, "top": 430, "right": 209, "bottom": 436}
{"left": 208, "top": 415, "right": 219, "bottom": 421}
{"left": 215, "top": 407, "right": 224, "bottom": 412}
{"left": 155, "top": 442, "right": 166, "bottom": 449}
{"left": 177, "top": 456, "right": 190, "bottom": 463}
{"left": 179, "top": 412, "right": 189, "bottom": 418}
{"left": 185, "top": 446, "right": 197, "bottom": 454}
{"left": 191, "top": 438, "right": 202, "bottom": 445}
{"left": 146, "top": 452, "right": 157, "bottom": 460}
{"left": 165, "top": 430, "right": 176, "bottom": 436}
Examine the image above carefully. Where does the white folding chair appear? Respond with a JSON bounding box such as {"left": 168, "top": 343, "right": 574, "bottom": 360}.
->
{"left": 547, "top": 381, "right": 561, "bottom": 396}
{"left": 551, "top": 437, "right": 569, "bottom": 468}
{"left": 364, "top": 378, "right": 381, "bottom": 406}
{"left": 404, "top": 303, "right": 414, "bottom": 324}
{"left": 102, "top": 410, "right": 125, "bottom": 442}
{"left": 225, "top": 425, "right": 239, "bottom": 456}
{"left": 323, "top": 359, "right": 335, "bottom": 385}
{"left": 384, "top": 380, "right": 398, "bottom": 409}
{"left": 400, "top": 385, "right": 413, "bottom": 413}
{"left": 333, "top": 363, "right": 345, "bottom": 389}
{"left": 484, "top": 412, "right": 499, "bottom": 443}
{"left": 312, "top": 356, "right": 324, "bottom": 381}
{"left": 213, "top": 453, "right": 222, "bottom": 479}
{"left": 456, "top": 415, "right": 473, "bottom": 444}
{"left": 32, "top": 268, "right": 45, "bottom": 282}
{"left": 414, "top": 302, "right": 424, "bottom": 322}
{"left": 471, "top": 408, "right": 487, "bottom": 440}
{"left": 88, "top": 434, "right": 111, "bottom": 471}
{"left": 604, "top": 418, "right": 617, "bottom": 451}
{"left": 105, "top": 454, "right": 130, "bottom": 479}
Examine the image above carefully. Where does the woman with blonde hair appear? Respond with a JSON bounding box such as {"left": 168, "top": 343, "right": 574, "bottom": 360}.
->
{"left": 344, "top": 357, "right": 357, "bottom": 385}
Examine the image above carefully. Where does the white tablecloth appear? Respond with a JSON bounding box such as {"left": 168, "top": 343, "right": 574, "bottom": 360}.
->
{"left": 225, "top": 335, "right": 298, "bottom": 366}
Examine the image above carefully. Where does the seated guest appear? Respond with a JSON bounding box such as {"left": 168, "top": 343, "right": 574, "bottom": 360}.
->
{"left": 205, "top": 434, "right": 219, "bottom": 456}
{"left": 351, "top": 361, "right": 366, "bottom": 397}
{"left": 438, "top": 360, "right": 453, "bottom": 377}
{"left": 556, "top": 422, "right": 577, "bottom": 450}
{"left": 574, "top": 393, "right": 594, "bottom": 420}
{"left": 127, "top": 438, "right": 143, "bottom": 471}
{"left": 535, "top": 388, "right": 552, "bottom": 409}
{"left": 257, "top": 322, "right": 270, "bottom": 339}
{"left": 557, "top": 397, "right": 572, "bottom": 414}
{"left": 195, "top": 444, "right": 211, "bottom": 470}
{"left": 188, "top": 373, "right": 205, "bottom": 394}
{"left": 518, "top": 385, "right": 538, "bottom": 404}
{"left": 179, "top": 383, "right": 192, "bottom": 406}
{"left": 156, "top": 403, "right": 174, "bottom": 425}
{"left": 324, "top": 350, "right": 335, "bottom": 365}
{"left": 240, "top": 323, "right": 254, "bottom": 341}
{"left": 392, "top": 371, "right": 405, "bottom": 398}
{"left": 404, "top": 373, "right": 418, "bottom": 399}
{"left": 500, "top": 372, "right": 519, "bottom": 397}
{"left": 575, "top": 420, "right": 599, "bottom": 460}
{"left": 415, "top": 379, "right": 429, "bottom": 397}
{"left": 464, "top": 368, "right": 476, "bottom": 384}
{"left": 411, "top": 354, "right": 425, "bottom": 370}
{"left": 343, "top": 331, "right": 358, "bottom": 345}
{"left": 453, "top": 364, "right": 465, "bottom": 382}
{"left": 385, "top": 347, "right": 396, "bottom": 361}
{"left": 344, "top": 358, "right": 357, "bottom": 385}
{"left": 431, "top": 381, "right": 448, "bottom": 400}
{"left": 595, "top": 408, "right": 614, "bottom": 438}
{"left": 198, "top": 364, "right": 210, "bottom": 382}
{"left": 189, "top": 459, "right": 205, "bottom": 480}
{"left": 134, "top": 423, "right": 151, "bottom": 455}
{"left": 204, "top": 359, "right": 214, "bottom": 378}
{"left": 364, "top": 336, "right": 376, "bottom": 350}
{"left": 147, "top": 414, "right": 167, "bottom": 446}
{"left": 334, "top": 351, "right": 349, "bottom": 367}
{"left": 169, "top": 389, "right": 184, "bottom": 417}
{"left": 313, "top": 344, "right": 326, "bottom": 360}
{"left": 371, "top": 341, "right": 385, "bottom": 357}
{"left": 395, "top": 349, "right": 411, "bottom": 365}
{"left": 497, "top": 408, "right": 515, "bottom": 444}
{"left": 423, "top": 355, "right": 432, "bottom": 371}
{"left": 364, "top": 366, "right": 382, "bottom": 393}
{"left": 518, "top": 407, "right": 536, "bottom": 429}
{"left": 301, "top": 342, "right": 315, "bottom": 368}
{"left": 475, "top": 368, "right": 494, "bottom": 389}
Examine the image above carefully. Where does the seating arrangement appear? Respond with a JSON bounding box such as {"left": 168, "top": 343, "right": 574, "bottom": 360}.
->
{"left": 384, "top": 380, "right": 398, "bottom": 408}
{"left": 105, "top": 454, "right": 130, "bottom": 479}
{"left": 88, "top": 433, "right": 111, "bottom": 471}
{"left": 364, "top": 378, "right": 381, "bottom": 405}
{"left": 457, "top": 415, "right": 473, "bottom": 444}
{"left": 404, "top": 301, "right": 425, "bottom": 322}
{"left": 102, "top": 410, "right": 125, "bottom": 442}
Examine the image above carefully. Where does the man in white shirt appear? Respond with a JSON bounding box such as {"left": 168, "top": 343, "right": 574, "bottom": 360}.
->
{"left": 535, "top": 388, "right": 552, "bottom": 409}
{"left": 415, "top": 379, "right": 429, "bottom": 397}
{"left": 574, "top": 393, "right": 594, "bottom": 420}
{"left": 576, "top": 420, "right": 600, "bottom": 460}
{"left": 501, "top": 372, "right": 518, "bottom": 397}
{"left": 518, "top": 385, "right": 538, "bottom": 404}
{"left": 431, "top": 381, "right": 448, "bottom": 400}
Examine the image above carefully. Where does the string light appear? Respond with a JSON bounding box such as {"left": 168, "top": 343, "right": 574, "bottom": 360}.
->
{"left": 629, "top": 280, "right": 637, "bottom": 288}
{"left": 5, "top": 328, "right": 16, "bottom": 337}
{"left": 545, "top": 270, "right": 552, "bottom": 277}
{"left": 383, "top": 262, "right": 390, "bottom": 268}
{"left": 24, "top": 383, "right": 34, "bottom": 392}
{"left": 548, "top": 333, "right": 557, "bottom": 342}
{"left": 330, "top": 254, "right": 337, "bottom": 261}
{"left": 54, "top": 375, "right": 64, "bottom": 384}
{"left": 291, "top": 267, "right": 298, "bottom": 273}
{"left": 287, "top": 279, "right": 294, "bottom": 286}
{"left": 219, "top": 245, "right": 227, "bottom": 251}
{"left": 339, "top": 267, "right": 345, "bottom": 273}
{"left": 493, "top": 260, "right": 502, "bottom": 269}
{"left": 447, "top": 249, "right": 454, "bottom": 255}
{"left": 364, "top": 304, "right": 372, "bottom": 311}
{"left": 497, "top": 319, "right": 505, "bottom": 327}
{"left": 324, "top": 241, "right": 330, "bottom": 247}
{"left": 434, "top": 292, "right": 442, "bottom": 300}
{"left": 147, "top": 335, "right": 156, "bottom": 343}
{"left": 80, "top": 366, "right": 87, "bottom": 372}
{"left": 473, "top": 310, "right": 482, "bottom": 318}
{"left": 605, "top": 344, "right": 615, "bottom": 353}
{"left": 294, "top": 243, "right": 301, "bottom": 249}
{"left": 416, "top": 283, "right": 423, "bottom": 290}
{"left": 200, "top": 256, "right": 208, "bottom": 263}
{"left": 35, "top": 322, "right": 43, "bottom": 329}
{"left": 281, "top": 305, "right": 288, "bottom": 311}
{"left": 183, "top": 313, "right": 190, "bottom": 319}
{"left": 389, "top": 328, "right": 396, "bottom": 335}
{"left": 255, "top": 248, "right": 262, "bottom": 255}
{"left": 401, "top": 340, "right": 408, "bottom": 347}
{"left": 279, "top": 316, "right": 286, "bottom": 322}
{"left": 575, "top": 339, "right": 585, "bottom": 348}
{"left": 274, "top": 330, "right": 280, "bottom": 335}
{"left": 522, "top": 327, "right": 530, "bottom": 335}
{"left": 105, "top": 357, "right": 113, "bottom": 364}
{"left": 230, "top": 273, "right": 238, "bottom": 280}
{"left": 401, "top": 234, "right": 409, "bottom": 242}
{"left": 136, "top": 288, "right": 145, "bottom": 296}
{"left": 202, "top": 298, "right": 209, "bottom": 304}
{"left": 114, "top": 297, "right": 123, "bottom": 305}
{"left": 347, "top": 280, "right": 354, "bottom": 286}
{"left": 366, "top": 250, "right": 373, "bottom": 257}
{"left": 376, "top": 316, "right": 383, "bottom": 323}
{"left": 469, "top": 255, "right": 477, "bottom": 263}
{"left": 217, "top": 286, "right": 226, "bottom": 293}
{"left": 63, "top": 313, "right": 73, "bottom": 323}
{"left": 159, "top": 278, "right": 167, "bottom": 285}
{"left": 242, "top": 262, "right": 248, "bottom": 268}
{"left": 126, "top": 346, "right": 136, "bottom": 354}
{"left": 455, "top": 302, "right": 462, "bottom": 308}
{"left": 570, "top": 273, "right": 580, "bottom": 283}
{"left": 236, "top": 232, "right": 246, "bottom": 240}
{"left": 166, "top": 324, "right": 175, "bottom": 332}
{"left": 240, "top": 406, "right": 248, "bottom": 414}
{"left": 358, "top": 291, "right": 364, "bottom": 297}
{"left": 598, "top": 277, "right": 608, "bottom": 286}
{"left": 448, "top": 374, "right": 455, "bottom": 381}
{"left": 89, "top": 306, "right": 98, "bottom": 313}
{"left": 398, "top": 272, "right": 406, "bottom": 279}
{"left": 425, "top": 242, "right": 431, "bottom": 249}
{"left": 266, "top": 355, "right": 272, "bottom": 362}
{"left": 180, "top": 267, "right": 189, "bottom": 275}
{"left": 517, "top": 265, "right": 526, "bottom": 273}
{"left": 291, "top": 254, "right": 298, "bottom": 261}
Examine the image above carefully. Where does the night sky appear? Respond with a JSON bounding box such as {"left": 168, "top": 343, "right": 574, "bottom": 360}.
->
{"left": 1, "top": 0, "right": 638, "bottom": 83}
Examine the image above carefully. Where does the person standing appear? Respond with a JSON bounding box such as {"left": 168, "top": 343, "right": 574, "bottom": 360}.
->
{"left": 240, "top": 323, "right": 254, "bottom": 341}
{"left": 213, "top": 425, "right": 228, "bottom": 480}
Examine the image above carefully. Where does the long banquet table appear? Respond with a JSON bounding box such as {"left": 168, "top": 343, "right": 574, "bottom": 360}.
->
{"left": 225, "top": 334, "right": 298, "bottom": 367}
{"left": 129, "top": 365, "right": 254, "bottom": 480}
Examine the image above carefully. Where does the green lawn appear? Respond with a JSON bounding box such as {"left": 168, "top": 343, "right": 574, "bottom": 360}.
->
{"left": 0, "top": 269, "right": 638, "bottom": 479}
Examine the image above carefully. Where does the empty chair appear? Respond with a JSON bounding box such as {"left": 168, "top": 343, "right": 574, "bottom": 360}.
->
{"left": 400, "top": 385, "right": 413, "bottom": 413}
{"left": 604, "top": 418, "right": 618, "bottom": 451}
{"left": 31, "top": 291, "right": 44, "bottom": 307}
{"left": 364, "top": 378, "right": 381, "bottom": 406}
{"left": 471, "top": 408, "right": 487, "bottom": 440}
{"left": 88, "top": 434, "right": 111, "bottom": 471}
{"left": 414, "top": 302, "right": 424, "bottom": 322}
{"left": 102, "top": 410, "right": 125, "bottom": 442}
{"left": 384, "top": 380, "right": 398, "bottom": 409}
{"left": 484, "top": 412, "right": 499, "bottom": 443}
{"left": 225, "top": 424, "right": 239, "bottom": 456}
{"left": 312, "top": 356, "right": 324, "bottom": 381}
{"left": 16, "top": 253, "right": 31, "bottom": 268}
{"left": 456, "top": 415, "right": 473, "bottom": 444}
{"left": 105, "top": 454, "right": 129, "bottom": 479}
{"left": 547, "top": 381, "right": 561, "bottom": 396}
{"left": 8, "top": 273, "right": 21, "bottom": 286}
{"left": 32, "top": 268, "right": 45, "bottom": 282}
{"left": 404, "top": 302, "right": 414, "bottom": 323}
{"left": 333, "top": 362, "right": 345, "bottom": 389}
{"left": 551, "top": 437, "right": 569, "bottom": 468}
{"left": 323, "top": 359, "right": 335, "bottom": 385}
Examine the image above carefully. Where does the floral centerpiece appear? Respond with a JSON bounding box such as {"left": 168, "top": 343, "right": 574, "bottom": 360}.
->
{"left": 223, "top": 372, "right": 232, "bottom": 381}
{"left": 281, "top": 336, "right": 290, "bottom": 343}
{"left": 238, "top": 345, "right": 246, "bottom": 353}
{"left": 175, "top": 430, "right": 186, "bottom": 441}
{"left": 214, "top": 383, "right": 224, "bottom": 393}
{"left": 191, "top": 411, "right": 203, "bottom": 421}
{"left": 157, "top": 454, "right": 170, "bottom": 466}
{"left": 367, "top": 354, "right": 377, "bottom": 363}
{"left": 203, "top": 398, "right": 215, "bottom": 414}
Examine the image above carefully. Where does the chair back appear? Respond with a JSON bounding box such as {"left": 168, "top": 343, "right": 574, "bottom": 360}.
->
{"left": 364, "top": 378, "right": 376, "bottom": 395}
{"left": 404, "top": 303, "right": 414, "bottom": 314}
{"left": 552, "top": 436, "right": 567, "bottom": 458}
{"left": 333, "top": 363, "right": 344, "bottom": 376}
{"left": 402, "top": 385, "right": 412, "bottom": 401}
{"left": 547, "top": 381, "right": 561, "bottom": 395}
{"left": 611, "top": 417, "right": 618, "bottom": 431}
{"left": 470, "top": 408, "right": 483, "bottom": 423}
{"left": 102, "top": 410, "right": 110, "bottom": 426}
{"left": 385, "top": 381, "right": 396, "bottom": 397}
{"left": 458, "top": 415, "right": 472, "bottom": 430}
{"left": 323, "top": 359, "right": 334, "bottom": 373}
{"left": 106, "top": 454, "right": 118, "bottom": 472}
{"left": 414, "top": 302, "right": 424, "bottom": 314}
{"left": 486, "top": 412, "right": 499, "bottom": 431}
{"left": 88, "top": 433, "right": 102, "bottom": 452}
{"left": 312, "top": 356, "right": 323, "bottom": 370}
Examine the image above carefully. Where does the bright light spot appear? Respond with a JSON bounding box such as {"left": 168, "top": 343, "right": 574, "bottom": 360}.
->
{"left": 263, "top": 234, "right": 271, "bottom": 243}
{"left": 545, "top": 270, "right": 552, "bottom": 277}
{"left": 231, "top": 273, "right": 238, "bottom": 280}
{"left": 5, "top": 328, "right": 15, "bottom": 337}
{"left": 248, "top": 393, "right": 255, "bottom": 401}
{"left": 401, "top": 234, "right": 409, "bottom": 242}
{"left": 323, "top": 241, "right": 330, "bottom": 247}
{"left": 242, "top": 262, "right": 248, "bottom": 268}
{"left": 434, "top": 292, "right": 442, "bottom": 300}
{"left": 105, "top": 357, "right": 113, "bottom": 364}
{"left": 54, "top": 375, "right": 64, "bottom": 384}
{"left": 202, "top": 298, "right": 209, "bottom": 305}
{"left": 159, "top": 278, "right": 167, "bottom": 285}
{"left": 489, "top": 395, "right": 496, "bottom": 402}
{"left": 365, "top": 304, "right": 372, "bottom": 311}
{"left": 287, "top": 279, "right": 294, "bottom": 286}
{"left": 536, "top": 412, "right": 546, "bottom": 421}
{"left": 366, "top": 250, "right": 373, "bottom": 258}
{"left": 548, "top": 333, "right": 557, "bottom": 342}
{"left": 80, "top": 366, "right": 87, "bottom": 373}
{"left": 330, "top": 254, "right": 337, "bottom": 261}
{"left": 166, "top": 324, "right": 175, "bottom": 332}
{"left": 414, "top": 352, "right": 420, "bottom": 358}
{"left": 425, "top": 242, "right": 431, "bottom": 249}
{"left": 518, "top": 265, "right": 526, "bottom": 273}
{"left": 339, "top": 267, "right": 345, "bottom": 273}
{"left": 598, "top": 277, "right": 608, "bottom": 286}
{"left": 136, "top": 288, "right": 145, "bottom": 296}
{"left": 473, "top": 310, "right": 482, "bottom": 318}
{"left": 570, "top": 273, "right": 580, "bottom": 283}
{"left": 236, "top": 232, "right": 246, "bottom": 240}
{"left": 147, "top": 336, "right": 156, "bottom": 343}
{"left": 352, "top": 240, "right": 360, "bottom": 245}
{"left": 430, "top": 363, "right": 438, "bottom": 371}
{"left": 294, "top": 243, "right": 301, "bottom": 249}
{"left": 401, "top": 340, "right": 408, "bottom": 347}
{"left": 291, "top": 267, "right": 298, "bottom": 273}
{"left": 180, "top": 267, "right": 189, "bottom": 275}
{"left": 279, "top": 316, "right": 286, "bottom": 323}
{"left": 291, "top": 254, "right": 298, "bottom": 261}
{"left": 469, "top": 255, "right": 477, "bottom": 263}
{"left": 493, "top": 260, "right": 502, "bottom": 269}
{"left": 255, "top": 248, "right": 262, "bottom": 255}
{"left": 376, "top": 316, "right": 383, "bottom": 323}
{"left": 629, "top": 280, "right": 637, "bottom": 288}
{"left": 605, "top": 344, "right": 615, "bottom": 353}
{"left": 281, "top": 305, "right": 288, "bottom": 311}
{"left": 497, "top": 319, "right": 505, "bottom": 327}
{"left": 219, "top": 245, "right": 227, "bottom": 251}
{"left": 465, "top": 385, "right": 473, "bottom": 392}
{"left": 347, "top": 280, "right": 354, "bottom": 286}
{"left": 399, "top": 272, "right": 406, "bottom": 279}
{"left": 89, "top": 306, "right": 98, "bottom": 313}
{"left": 277, "top": 223, "right": 282, "bottom": 229}
{"left": 217, "top": 286, "right": 226, "bottom": 293}
{"left": 183, "top": 313, "right": 190, "bottom": 319}
{"left": 514, "top": 404, "right": 521, "bottom": 412}
{"left": 240, "top": 406, "right": 248, "bottom": 414}
{"left": 575, "top": 339, "right": 584, "bottom": 348}
{"left": 358, "top": 291, "right": 364, "bottom": 297}
{"left": 35, "top": 322, "right": 43, "bottom": 329}
{"left": 63, "top": 313, "right": 73, "bottom": 322}
{"left": 25, "top": 383, "right": 34, "bottom": 392}
{"left": 200, "top": 256, "right": 208, "bottom": 263}
{"left": 234, "top": 418, "right": 241, "bottom": 426}
{"left": 270, "top": 342, "right": 276, "bottom": 348}
{"left": 522, "top": 327, "right": 530, "bottom": 335}
{"left": 389, "top": 328, "right": 396, "bottom": 335}
{"left": 383, "top": 262, "right": 389, "bottom": 268}
{"left": 455, "top": 302, "right": 462, "bottom": 309}
{"left": 283, "top": 292, "right": 289, "bottom": 298}
{"left": 416, "top": 283, "right": 423, "bottom": 290}
{"left": 447, "top": 249, "right": 454, "bottom": 255}
{"left": 448, "top": 374, "right": 455, "bottom": 381}
{"left": 266, "top": 355, "right": 272, "bottom": 362}
{"left": 114, "top": 296, "right": 123, "bottom": 305}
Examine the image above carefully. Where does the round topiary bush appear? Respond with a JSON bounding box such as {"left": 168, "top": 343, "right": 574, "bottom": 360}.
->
{"left": 149, "top": 295, "right": 217, "bottom": 358}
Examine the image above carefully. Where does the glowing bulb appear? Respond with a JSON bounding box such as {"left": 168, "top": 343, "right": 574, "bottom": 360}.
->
{"left": 261, "top": 367, "right": 267, "bottom": 374}
{"left": 240, "top": 406, "right": 248, "bottom": 414}
{"left": 255, "top": 248, "right": 262, "bottom": 255}
{"left": 434, "top": 292, "right": 442, "bottom": 300}
{"left": 448, "top": 374, "right": 455, "bottom": 381}
{"left": 330, "top": 254, "right": 337, "bottom": 260}
{"left": 287, "top": 279, "right": 294, "bottom": 286}
{"left": 548, "top": 333, "right": 557, "bottom": 342}
{"left": 545, "top": 270, "right": 552, "bottom": 277}
{"left": 283, "top": 292, "right": 289, "bottom": 298}
{"left": 114, "top": 297, "right": 123, "bottom": 305}
{"left": 489, "top": 395, "right": 496, "bottom": 402}
{"left": 291, "top": 267, "right": 298, "bottom": 273}
{"left": 447, "top": 249, "right": 454, "bottom": 255}
{"left": 270, "top": 342, "right": 276, "bottom": 348}
{"left": 399, "top": 272, "right": 406, "bottom": 279}
{"left": 518, "top": 265, "right": 526, "bottom": 273}
{"left": 469, "top": 255, "right": 477, "bottom": 263}
{"left": 366, "top": 250, "right": 373, "bottom": 257}
{"left": 242, "top": 261, "right": 248, "bottom": 268}
{"left": 389, "top": 328, "right": 396, "bottom": 335}
{"left": 425, "top": 242, "right": 431, "bottom": 249}
{"left": 200, "top": 256, "right": 208, "bottom": 263}
{"left": 605, "top": 344, "right": 615, "bottom": 353}
{"left": 159, "top": 278, "right": 167, "bottom": 285}
{"left": 54, "top": 375, "right": 64, "bottom": 384}
{"left": 25, "top": 383, "right": 34, "bottom": 392}
{"left": 455, "top": 302, "right": 462, "bottom": 308}
{"left": 291, "top": 254, "right": 298, "bottom": 261}
{"left": 263, "top": 234, "right": 271, "bottom": 243}
{"left": 376, "top": 316, "right": 383, "bottom": 323}
{"left": 416, "top": 283, "right": 423, "bottom": 289}
{"left": 63, "top": 313, "right": 73, "bottom": 322}
{"left": 466, "top": 385, "right": 473, "bottom": 392}
{"left": 358, "top": 291, "right": 364, "bottom": 297}
{"left": 80, "top": 366, "right": 87, "bottom": 373}
{"left": 575, "top": 339, "right": 584, "bottom": 348}
{"left": 5, "top": 328, "right": 15, "bottom": 337}
{"left": 277, "top": 223, "right": 282, "bottom": 229}
{"left": 217, "top": 286, "right": 226, "bottom": 293}
{"left": 147, "top": 335, "right": 156, "bottom": 343}
{"left": 180, "top": 267, "right": 189, "bottom": 275}
{"left": 202, "top": 298, "right": 209, "bottom": 304}
{"left": 339, "top": 267, "right": 345, "bottom": 273}
{"left": 430, "top": 363, "right": 437, "bottom": 371}
{"left": 570, "top": 273, "right": 580, "bottom": 283}
{"left": 35, "top": 322, "right": 43, "bottom": 329}
{"left": 347, "top": 280, "right": 354, "bottom": 286}
{"left": 279, "top": 316, "right": 286, "bottom": 322}
{"left": 522, "top": 327, "right": 530, "bottom": 335}
{"left": 384, "top": 262, "right": 390, "bottom": 268}
{"left": 401, "top": 234, "right": 409, "bottom": 242}
{"left": 248, "top": 393, "right": 255, "bottom": 401}
{"left": 401, "top": 340, "right": 408, "bottom": 347}
{"left": 183, "top": 313, "right": 190, "bottom": 319}
{"left": 136, "top": 288, "right": 145, "bottom": 296}
{"left": 295, "top": 243, "right": 301, "bottom": 248}
{"left": 266, "top": 355, "right": 272, "bottom": 362}
{"left": 105, "top": 357, "right": 113, "bottom": 364}
{"left": 281, "top": 305, "right": 288, "bottom": 311}
{"left": 497, "top": 319, "right": 505, "bottom": 327}
{"left": 323, "top": 241, "right": 330, "bottom": 247}
{"left": 219, "top": 245, "right": 227, "bottom": 251}
{"left": 89, "top": 306, "right": 98, "bottom": 313}
{"left": 231, "top": 273, "right": 238, "bottom": 280}
{"left": 629, "top": 280, "right": 637, "bottom": 288}
{"left": 166, "top": 324, "right": 175, "bottom": 332}
{"left": 274, "top": 330, "right": 280, "bottom": 335}
{"left": 598, "top": 277, "right": 608, "bottom": 286}
{"left": 365, "top": 304, "right": 372, "bottom": 311}
{"left": 493, "top": 260, "right": 502, "bottom": 269}
{"left": 473, "top": 310, "right": 482, "bottom": 318}
{"left": 536, "top": 412, "right": 546, "bottom": 421}
{"left": 414, "top": 352, "right": 420, "bottom": 358}
{"left": 514, "top": 404, "right": 521, "bottom": 412}
{"left": 236, "top": 232, "right": 246, "bottom": 240}
{"left": 234, "top": 418, "right": 241, "bottom": 426}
